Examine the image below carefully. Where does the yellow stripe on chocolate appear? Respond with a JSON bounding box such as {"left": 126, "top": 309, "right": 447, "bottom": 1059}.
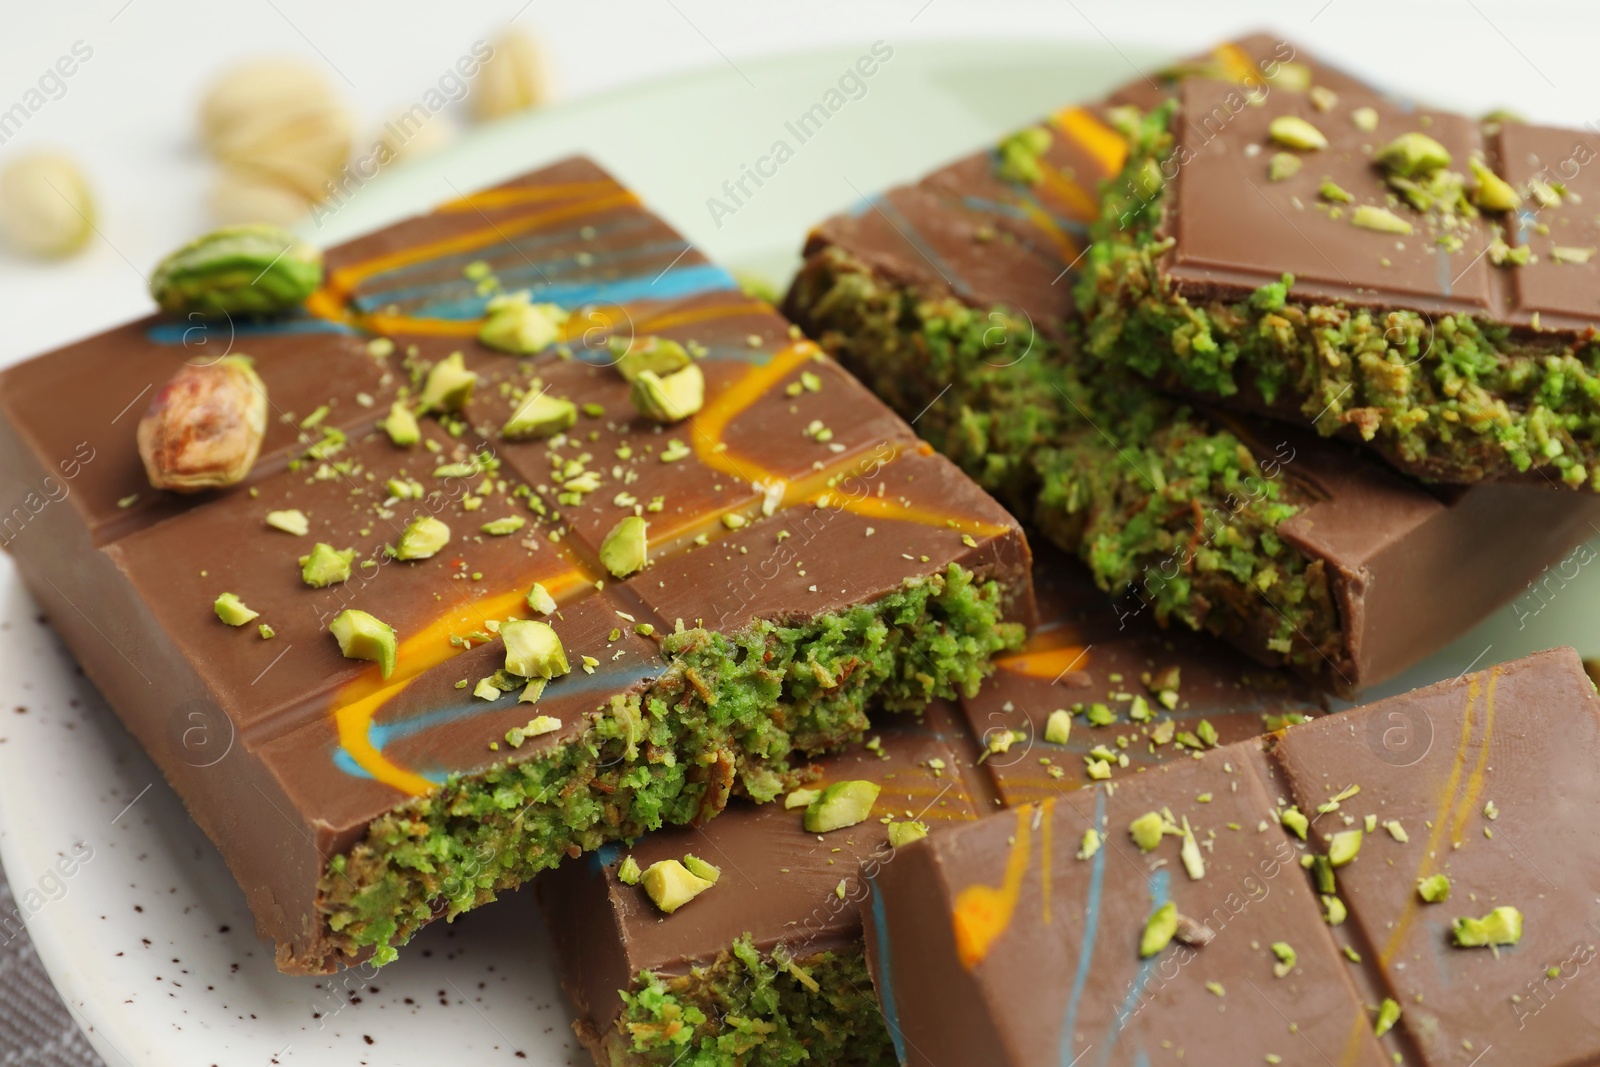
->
{"left": 1450, "top": 671, "right": 1498, "bottom": 843}
{"left": 1034, "top": 165, "right": 1101, "bottom": 227}
{"left": 953, "top": 805, "right": 1033, "bottom": 969}
{"left": 1014, "top": 197, "right": 1083, "bottom": 262}
{"left": 435, "top": 179, "right": 627, "bottom": 213}
{"left": 1051, "top": 106, "right": 1129, "bottom": 178}
{"left": 1039, "top": 798, "right": 1053, "bottom": 926}
{"left": 997, "top": 626, "right": 1090, "bottom": 680}
{"left": 1214, "top": 43, "right": 1260, "bottom": 84}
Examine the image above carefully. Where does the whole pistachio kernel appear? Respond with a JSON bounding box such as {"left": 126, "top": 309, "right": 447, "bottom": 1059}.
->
{"left": 500, "top": 618, "right": 569, "bottom": 679}
{"left": 599, "top": 514, "right": 648, "bottom": 577}
{"left": 641, "top": 859, "right": 715, "bottom": 914}
{"left": 478, "top": 291, "right": 568, "bottom": 354}
{"left": 137, "top": 355, "right": 268, "bottom": 493}
{"left": 380, "top": 401, "right": 421, "bottom": 447}
{"left": 630, "top": 364, "right": 705, "bottom": 423}
{"left": 390, "top": 515, "right": 451, "bottom": 561}
{"left": 1351, "top": 205, "right": 1413, "bottom": 235}
{"left": 149, "top": 223, "right": 322, "bottom": 318}
{"left": 1140, "top": 901, "right": 1179, "bottom": 958}
{"left": 887, "top": 821, "right": 929, "bottom": 848}
{"left": 1268, "top": 115, "right": 1328, "bottom": 152}
{"left": 804, "top": 780, "right": 881, "bottom": 833}
{"left": 418, "top": 351, "right": 476, "bottom": 413}
{"left": 329, "top": 609, "right": 398, "bottom": 678}
{"left": 1469, "top": 158, "right": 1522, "bottom": 213}
{"left": 502, "top": 391, "right": 577, "bottom": 440}
{"left": 300, "top": 542, "right": 355, "bottom": 587}
{"left": 1327, "top": 828, "right": 1363, "bottom": 867}
{"left": 1417, "top": 873, "right": 1451, "bottom": 903}
{"left": 1375, "top": 131, "right": 1452, "bottom": 177}
{"left": 213, "top": 592, "right": 259, "bottom": 626}
{"left": 1452, "top": 905, "right": 1523, "bottom": 948}
{"left": 612, "top": 335, "right": 691, "bottom": 382}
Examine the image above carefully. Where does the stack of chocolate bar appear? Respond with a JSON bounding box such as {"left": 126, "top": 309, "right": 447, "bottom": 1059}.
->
{"left": 4, "top": 27, "right": 1600, "bottom": 1067}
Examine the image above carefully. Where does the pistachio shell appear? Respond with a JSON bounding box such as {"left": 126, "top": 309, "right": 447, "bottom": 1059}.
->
{"left": 472, "top": 29, "right": 552, "bottom": 121}
{"left": 136, "top": 355, "right": 268, "bottom": 492}
{"left": 150, "top": 224, "right": 323, "bottom": 318}
{"left": 0, "top": 153, "right": 95, "bottom": 258}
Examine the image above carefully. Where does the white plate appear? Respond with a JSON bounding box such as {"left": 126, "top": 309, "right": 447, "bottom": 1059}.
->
{"left": 4, "top": 38, "right": 1600, "bottom": 1067}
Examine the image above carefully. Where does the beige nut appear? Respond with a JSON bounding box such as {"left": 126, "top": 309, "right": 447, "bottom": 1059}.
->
{"left": 372, "top": 109, "right": 457, "bottom": 165}
{"left": 210, "top": 166, "right": 314, "bottom": 227}
{"left": 472, "top": 29, "right": 551, "bottom": 121}
{"left": 0, "top": 152, "right": 95, "bottom": 258}
{"left": 199, "top": 57, "right": 336, "bottom": 154}
{"left": 137, "top": 356, "right": 269, "bottom": 492}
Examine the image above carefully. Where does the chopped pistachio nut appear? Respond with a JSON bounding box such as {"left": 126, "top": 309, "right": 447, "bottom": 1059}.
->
{"left": 390, "top": 515, "right": 451, "bottom": 561}
{"left": 996, "top": 125, "right": 1053, "bottom": 184}
{"left": 500, "top": 619, "right": 569, "bottom": 679}
{"left": 1417, "top": 874, "right": 1451, "bottom": 903}
{"left": 784, "top": 787, "right": 822, "bottom": 811}
{"left": 804, "top": 780, "right": 881, "bottom": 833}
{"left": 630, "top": 364, "right": 705, "bottom": 423}
{"left": 1130, "top": 811, "right": 1167, "bottom": 852}
{"left": 1044, "top": 708, "right": 1072, "bottom": 745}
{"left": 418, "top": 351, "right": 476, "bottom": 413}
{"left": 502, "top": 391, "right": 577, "bottom": 440}
{"left": 1271, "top": 941, "right": 1297, "bottom": 978}
{"left": 1307, "top": 85, "right": 1338, "bottom": 112}
{"left": 1351, "top": 106, "right": 1379, "bottom": 132}
{"left": 1328, "top": 828, "right": 1363, "bottom": 867}
{"left": 599, "top": 514, "right": 648, "bottom": 577}
{"left": 612, "top": 335, "right": 691, "bottom": 381}
{"left": 300, "top": 542, "right": 355, "bottom": 587}
{"left": 617, "top": 856, "right": 642, "bottom": 885}
{"left": 1551, "top": 246, "right": 1596, "bottom": 265}
{"left": 1384, "top": 820, "right": 1409, "bottom": 843}
{"left": 1470, "top": 158, "right": 1523, "bottom": 212}
{"left": 473, "top": 677, "right": 502, "bottom": 702}
{"left": 659, "top": 439, "right": 691, "bottom": 463}
{"left": 1374, "top": 997, "right": 1402, "bottom": 1038}
{"left": 1268, "top": 115, "right": 1328, "bottom": 151}
{"left": 1140, "top": 901, "right": 1179, "bottom": 958}
{"left": 1077, "top": 829, "right": 1103, "bottom": 861}
{"left": 1319, "top": 180, "right": 1354, "bottom": 203}
{"left": 480, "top": 516, "right": 526, "bottom": 536}
{"left": 258, "top": 623, "right": 276, "bottom": 639}
{"left": 887, "top": 821, "right": 929, "bottom": 848}
{"left": 1267, "top": 152, "right": 1303, "bottom": 182}
{"left": 1453, "top": 906, "right": 1523, "bottom": 948}
{"left": 641, "top": 859, "right": 715, "bottom": 914}
{"left": 518, "top": 678, "right": 546, "bottom": 705}
{"left": 502, "top": 716, "right": 561, "bottom": 748}
{"left": 525, "top": 581, "right": 558, "bottom": 615}
{"left": 1279, "top": 807, "right": 1309, "bottom": 840}
{"left": 478, "top": 292, "right": 568, "bottom": 354}
{"left": 265, "top": 509, "right": 309, "bottom": 535}
{"left": 213, "top": 592, "right": 258, "bottom": 626}
{"left": 329, "top": 609, "right": 397, "bottom": 679}
{"left": 1352, "top": 204, "right": 1413, "bottom": 235}
{"left": 1179, "top": 818, "right": 1205, "bottom": 880}
{"left": 683, "top": 855, "right": 721, "bottom": 883}
{"left": 1375, "top": 132, "right": 1452, "bottom": 177}
{"left": 1322, "top": 894, "right": 1348, "bottom": 926}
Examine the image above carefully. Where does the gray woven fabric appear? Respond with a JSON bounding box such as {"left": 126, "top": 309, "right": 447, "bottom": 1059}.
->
{"left": 0, "top": 867, "right": 104, "bottom": 1067}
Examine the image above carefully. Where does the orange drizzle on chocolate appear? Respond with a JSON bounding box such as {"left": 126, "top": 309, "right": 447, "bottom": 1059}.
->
{"left": 952, "top": 805, "right": 1034, "bottom": 969}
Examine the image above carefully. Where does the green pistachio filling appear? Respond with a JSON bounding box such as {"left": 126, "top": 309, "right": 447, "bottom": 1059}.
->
{"left": 317, "top": 564, "right": 1019, "bottom": 966}
{"left": 786, "top": 245, "right": 1343, "bottom": 684}
{"left": 1077, "top": 102, "right": 1600, "bottom": 489}
{"left": 606, "top": 936, "right": 894, "bottom": 1067}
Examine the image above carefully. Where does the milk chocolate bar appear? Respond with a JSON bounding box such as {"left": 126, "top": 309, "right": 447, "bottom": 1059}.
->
{"left": 1080, "top": 77, "right": 1600, "bottom": 491}
{"left": 865, "top": 647, "right": 1600, "bottom": 1066}
{"left": 785, "top": 36, "right": 1600, "bottom": 692}
{"left": 0, "top": 157, "right": 1032, "bottom": 974}
{"left": 538, "top": 549, "right": 1325, "bottom": 1065}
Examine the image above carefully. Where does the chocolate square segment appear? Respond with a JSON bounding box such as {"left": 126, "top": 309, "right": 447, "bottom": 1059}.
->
{"left": 1165, "top": 79, "right": 1496, "bottom": 313}
{"left": 1497, "top": 121, "right": 1600, "bottom": 326}
{"left": 0, "top": 155, "right": 1031, "bottom": 974}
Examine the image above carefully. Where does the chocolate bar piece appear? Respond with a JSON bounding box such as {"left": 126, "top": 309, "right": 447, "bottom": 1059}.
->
{"left": 785, "top": 36, "right": 1600, "bottom": 692}
{"left": 864, "top": 647, "right": 1600, "bottom": 1066}
{"left": 1080, "top": 77, "right": 1600, "bottom": 491}
{"left": 0, "top": 157, "right": 1031, "bottom": 974}
{"left": 538, "top": 549, "right": 1324, "bottom": 1065}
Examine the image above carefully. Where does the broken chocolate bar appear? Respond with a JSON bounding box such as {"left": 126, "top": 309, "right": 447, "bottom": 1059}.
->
{"left": 539, "top": 548, "right": 1325, "bottom": 1065}
{"left": 0, "top": 157, "right": 1031, "bottom": 974}
{"left": 864, "top": 646, "right": 1600, "bottom": 1066}
{"left": 1081, "top": 77, "right": 1600, "bottom": 490}
{"left": 786, "top": 36, "right": 1600, "bottom": 692}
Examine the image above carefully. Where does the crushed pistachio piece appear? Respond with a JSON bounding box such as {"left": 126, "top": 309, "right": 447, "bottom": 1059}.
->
{"left": 659, "top": 439, "right": 691, "bottom": 463}
{"left": 390, "top": 516, "right": 451, "bottom": 561}
{"left": 996, "top": 125, "right": 1053, "bottom": 185}
{"left": 473, "top": 677, "right": 501, "bottom": 702}
{"left": 1140, "top": 901, "right": 1179, "bottom": 958}
{"left": 613, "top": 335, "right": 691, "bottom": 381}
{"left": 478, "top": 292, "right": 567, "bottom": 354}
{"left": 1375, "top": 132, "right": 1452, "bottom": 177}
{"left": 1470, "top": 158, "right": 1522, "bottom": 212}
{"left": 1417, "top": 874, "right": 1451, "bottom": 903}
{"left": 1328, "top": 828, "right": 1363, "bottom": 867}
{"left": 1271, "top": 941, "right": 1296, "bottom": 978}
{"left": 1044, "top": 708, "right": 1072, "bottom": 745}
{"left": 617, "top": 856, "right": 642, "bottom": 885}
{"left": 300, "top": 542, "right": 355, "bottom": 587}
{"left": 887, "top": 821, "right": 928, "bottom": 848}
{"left": 641, "top": 859, "right": 715, "bottom": 914}
{"left": 1267, "top": 152, "right": 1303, "bottom": 182}
{"left": 1323, "top": 894, "right": 1347, "bottom": 925}
{"left": 784, "top": 787, "right": 822, "bottom": 811}
{"left": 683, "top": 854, "right": 721, "bottom": 883}
{"left": 1551, "top": 246, "right": 1596, "bottom": 265}
{"left": 599, "top": 514, "right": 648, "bottom": 577}
{"left": 1373, "top": 997, "right": 1401, "bottom": 1037}
{"left": 518, "top": 679, "right": 546, "bottom": 705}
{"left": 1077, "top": 829, "right": 1103, "bottom": 861}
{"left": 1353, "top": 204, "right": 1413, "bottom": 235}
{"left": 500, "top": 619, "right": 569, "bottom": 679}
{"left": 380, "top": 401, "right": 421, "bottom": 447}
{"left": 1179, "top": 817, "right": 1205, "bottom": 880}
{"left": 1351, "top": 106, "right": 1379, "bottom": 132}
{"left": 480, "top": 516, "right": 525, "bottom": 536}
{"left": 630, "top": 364, "right": 705, "bottom": 423}
{"left": 329, "top": 609, "right": 397, "bottom": 678}
{"left": 804, "top": 780, "right": 881, "bottom": 833}
{"left": 1280, "top": 807, "right": 1309, "bottom": 840}
{"left": 212, "top": 592, "right": 258, "bottom": 626}
{"left": 257, "top": 623, "right": 275, "bottom": 639}
{"left": 1319, "top": 180, "right": 1354, "bottom": 203}
{"left": 502, "top": 391, "right": 577, "bottom": 440}
{"left": 525, "top": 582, "right": 558, "bottom": 615}
{"left": 1384, "top": 819, "right": 1409, "bottom": 843}
{"left": 265, "top": 509, "right": 309, "bottom": 535}
{"left": 1268, "top": 115, "right": 1328, "bottom": 152}
{"left": 1453, "top": 906, "right": 1522, "bottom": 948}
{"left": 1130, "top": 811, "right": 1166, "bottom": 852}
{"left": 418, "top": 351, "right": 476, "bottom": 413}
